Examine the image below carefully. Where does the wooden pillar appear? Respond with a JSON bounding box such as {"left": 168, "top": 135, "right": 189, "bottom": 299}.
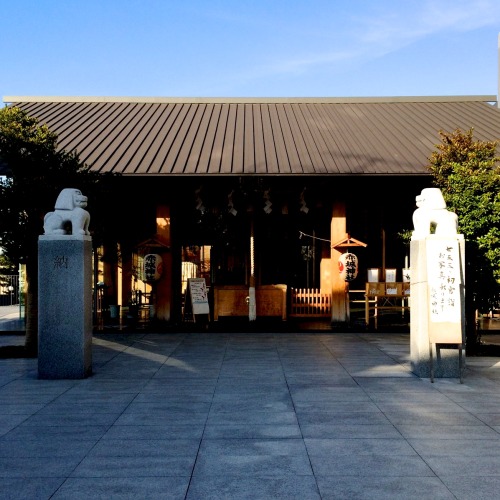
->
{"left": 102, "top": 243, "right": 118, "bottom": 306}
{"left": 120, "top": 244, "right": 133, "bottom": 309}
{"left": 249, "top": 216, "right": 256, "bottom": 321}
{"left": 330, "top": 200, "right": 348, "bottom": 325}
{"left": 155, "top": 205, "right": 171, "bottom": 322}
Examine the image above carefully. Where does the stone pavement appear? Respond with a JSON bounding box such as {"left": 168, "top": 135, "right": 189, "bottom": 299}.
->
{"left": 1, "top": 325, "right": 500, "bottom": 498}
{"left": 0, "top": 304, "right": 24, "bottom": 332}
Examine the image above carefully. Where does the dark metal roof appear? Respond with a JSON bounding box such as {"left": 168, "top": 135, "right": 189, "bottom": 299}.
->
{"left": 4, "top": 96, "right": 500, "bottom": 176}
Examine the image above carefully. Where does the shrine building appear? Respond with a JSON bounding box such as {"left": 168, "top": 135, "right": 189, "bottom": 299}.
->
{"left": 3, "top": 95, "right": 500, "bottom": 329}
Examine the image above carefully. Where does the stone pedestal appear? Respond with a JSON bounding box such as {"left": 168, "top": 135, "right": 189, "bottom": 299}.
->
{"left": 38, "top": 235, "right": 92, "bottom": 379}
{"left": 410, "top": 235, "right": 465, "bottom": 378}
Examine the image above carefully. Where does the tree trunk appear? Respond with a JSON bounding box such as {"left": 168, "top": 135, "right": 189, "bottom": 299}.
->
{"left": 464, "top": 256, "right": 480, "bottom": 355}
{"left": 465, "top": 298, "right": 479, "bottom": 355}
{"left": 24, "top": 259, "right": 38, "bottom": 356}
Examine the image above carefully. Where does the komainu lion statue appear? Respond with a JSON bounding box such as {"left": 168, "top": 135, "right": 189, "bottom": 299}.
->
{"left": 411, "top": 187, "right": 458, "bottom": 240}
{"left": 43, "top": 188, "right": 90, "bottom": 236}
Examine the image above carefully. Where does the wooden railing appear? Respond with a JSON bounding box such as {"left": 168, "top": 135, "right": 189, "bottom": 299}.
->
{"left": 290, "top": 288, "right": 331, "bottom": 317}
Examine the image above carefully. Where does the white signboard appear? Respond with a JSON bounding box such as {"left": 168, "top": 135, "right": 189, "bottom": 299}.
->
{"left": 187, "top": 278, "right": 210, "bottom": 316}
{"left": 426, "top": 239, "right": 461, "bottom": 323}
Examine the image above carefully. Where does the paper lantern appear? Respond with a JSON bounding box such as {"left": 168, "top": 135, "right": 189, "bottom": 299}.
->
{"left": 338, "top": 253, "right": 358, "bottom": 281}
{"left": 143, "top": 254, "right": 163, "bottom": 281}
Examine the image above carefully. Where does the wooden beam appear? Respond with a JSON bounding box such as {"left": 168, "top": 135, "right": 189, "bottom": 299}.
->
{"left": 155, "top": 205, "right": 171, "bottom": 322}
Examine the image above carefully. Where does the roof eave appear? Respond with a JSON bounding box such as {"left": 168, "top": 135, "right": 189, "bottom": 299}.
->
{"left": 3, "top": 95, "right": 498, "bottom": 105}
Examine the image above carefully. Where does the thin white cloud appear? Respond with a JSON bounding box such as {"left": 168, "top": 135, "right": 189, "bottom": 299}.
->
{"left": 360, "top": 0, "right": 500, "bottom": 46}
{"left": 420, "top": 0, "right": 500, "bottom": 32}
{"left": 244, "top": 0, "right": 500, "bottom": 80}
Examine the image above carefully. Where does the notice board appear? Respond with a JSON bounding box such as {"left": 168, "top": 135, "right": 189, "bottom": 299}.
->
{"left": 426, "top": 238, "right": 463, "bottom": 343}
{"left": 185, "top": 278, "right": 210, "bottom": 319}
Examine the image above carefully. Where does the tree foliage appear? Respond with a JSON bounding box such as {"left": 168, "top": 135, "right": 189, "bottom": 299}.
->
{"left": 428, "top": 128, "right": 500, "bottom": 330}
{"left": 0, "top": 106, "right": 109, "bottom": 262}
{"left": 0, "top": 251, "right": 15, "bottom": 272}
{"left": 0, "top": 106, "right": 117, "bottom": 353}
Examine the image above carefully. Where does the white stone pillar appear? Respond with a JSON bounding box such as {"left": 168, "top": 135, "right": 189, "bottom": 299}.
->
{"left": 410, "top": 235, "right": 465, "bottom": 378}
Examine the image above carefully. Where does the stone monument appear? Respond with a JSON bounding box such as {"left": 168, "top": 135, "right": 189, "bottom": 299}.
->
{"left": 38, "top": 188, "right": 92, "bottom": 379}
{"left": 410, "top": 187, "right": 465, "bottom": 379}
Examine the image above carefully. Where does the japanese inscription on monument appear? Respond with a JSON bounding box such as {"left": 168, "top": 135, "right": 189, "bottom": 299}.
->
{"left": 426, "top": 239, "right": 461, "bottom": 323}
{"left": 53, "top": 255, "right": 69, "bottom": 269}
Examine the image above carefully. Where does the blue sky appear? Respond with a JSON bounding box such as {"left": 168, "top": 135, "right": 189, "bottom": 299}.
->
{"left": 1, "top": 0, "right": 500, "bottom": 100}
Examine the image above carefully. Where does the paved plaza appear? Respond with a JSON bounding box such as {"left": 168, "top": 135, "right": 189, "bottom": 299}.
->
{"left": 1, "top": 306, "right": 500, "bottom": 499}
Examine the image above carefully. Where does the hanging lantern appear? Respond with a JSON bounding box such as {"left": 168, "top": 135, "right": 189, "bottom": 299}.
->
{"left": 338, "top": 252, "right": 358, "bottom": 281}
{"left": 143, "top": 254, "right": 163, "bottom": 281}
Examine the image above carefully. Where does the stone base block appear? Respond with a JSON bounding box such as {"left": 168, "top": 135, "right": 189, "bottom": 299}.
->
{"left": 411, "top": 345, "right": 464, "bottom": 378}
{"left": 38, "top": 237, "right": 92, "bottom": 379}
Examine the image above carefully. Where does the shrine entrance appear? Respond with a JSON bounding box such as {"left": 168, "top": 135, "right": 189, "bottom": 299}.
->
{"left": 174, "top": 178, "right": 333, "bottom": 324}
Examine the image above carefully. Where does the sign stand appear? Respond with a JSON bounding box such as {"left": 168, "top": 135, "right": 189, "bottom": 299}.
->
{"left": 183, "top": 278, "right": 210, "bottom": 323}
{"left": 426, "top": 238, "right": 465, "bottom": 384}
{"left": 429, "top": 341, "right": 464, "bottom": 384}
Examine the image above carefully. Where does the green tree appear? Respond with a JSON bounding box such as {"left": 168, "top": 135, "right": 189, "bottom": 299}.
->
{"left": 0, "top": 106, "right": 113, "bottom": 355}
{"left": 428, "top": 128, "right": 500, "bottom": 352}
{"left": 0, "top": 252, "right": 16, "bottom": 273}
{"left": 0, "top": 252, "right": 16, "bottom": 296}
